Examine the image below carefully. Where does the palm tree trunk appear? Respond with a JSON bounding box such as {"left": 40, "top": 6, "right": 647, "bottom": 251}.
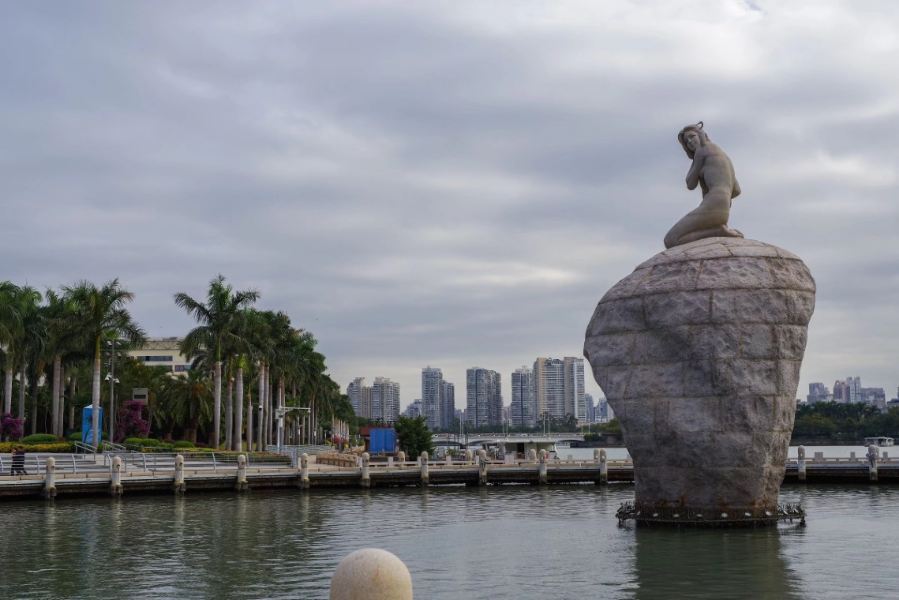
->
{"left": 68, "top": 376, "right": 76, "bottom": 432}
{"left": 235, "top": 366, "right": 244, "bottom": 452}
{"left": 3, "top": 362, "right": 13, "bottom": 415}
{"left": 18, "top": 366, "right": 26, "bottom": 421}
{"left": 267, "top": 371, "right": 274, "bottom": 446}
{"left": 52, "top": 355, "right": 62, "bottom": 437}
{"left": 225, "top": 375, "right": 234, "bottom": 451}
{"left": 257, "top": 363, "right": 265, "bottom": 452}
{"left": 277, "top": 376, "right": 285, "bottom": 448}
{"left": 247, "top": 389, "right": 254, "bottom": 451}
{"left": 213, "top": 360, "right": 222, "bottom": 448}
{"left": 30, "top": 372, "right": 38, "bottom": 434}
{"left": 91, "top": 343, "right": 102, "bottom": 446}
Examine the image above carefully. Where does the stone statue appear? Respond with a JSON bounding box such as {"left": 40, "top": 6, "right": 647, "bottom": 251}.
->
{"left": 664, "top": 122, "right": 743, "bottom": 249}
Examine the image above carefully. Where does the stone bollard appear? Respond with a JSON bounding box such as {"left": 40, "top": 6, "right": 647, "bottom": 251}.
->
{"left": 110, "top": 455, "right": 123, "bottom": 496}
{"left": 478, "top": 450, "right": 488, "bottom": 486}
{"left": 236, "top": 454, "right": 248, "bottom": 491}
{"left": 445, "top": 453, "right": 452, "bottom": 467}
{"left": 419, "top": 451, "right": 429, "bottom": 486}
{"left": 397, "top": 451, "right": 406, "bottom": 464}
{"left": 797, "top": 445, "right": 807, "bottom": 482}
{"left": 173, "top": 454, "right": 186, "bottom": 494}
{"left": 465, "top": 449, "right": 473, "bottom": 465}
{"left": 538, "top": 449, "right": 548, "bottom": 485}
{"left": 867, "top": 444, "right": 879, "bottom": 482}
{"left": 527, "top": 449, "right": 537, "bottom": 463}
{"left": 44, "top": 457, "right": 57, "bottom": 499}
{"left": 299, "top": 453, "right": 310, "bottom": 489}
{"left": 598, "top": 449, "right": 608, "bottom": 485}
{"left": 360, "top": 452, "right": 371, "bottom": 488}
{"left": 329, "top": 548, "right": 413, "bottom": 600}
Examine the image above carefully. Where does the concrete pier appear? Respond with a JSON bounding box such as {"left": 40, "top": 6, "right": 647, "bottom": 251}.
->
{"left": 4, "top": 451, "right": 899, "bottom": 500}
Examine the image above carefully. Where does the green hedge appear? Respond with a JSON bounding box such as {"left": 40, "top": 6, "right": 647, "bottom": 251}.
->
{"left": 68, "top": 432, "right": 82, "bottom": 441}
{"left": 173, "top": 441, "right": 196, "bottom": 449}
{"left": 21, "top": 433, "right": 60, "bottom": 444}
{"left": 0, "top": 442, "right": 73, "bottom": 453}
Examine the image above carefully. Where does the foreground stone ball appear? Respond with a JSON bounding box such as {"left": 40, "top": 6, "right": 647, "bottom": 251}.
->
{"left": 330, "top": 548, "right": 413, "bottom": 600}
{"left": 584, "top": 237, "right": 815, "bottom": 522}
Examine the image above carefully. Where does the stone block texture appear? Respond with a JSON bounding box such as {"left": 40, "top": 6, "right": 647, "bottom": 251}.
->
{"left": 584, "top": 238, "right": 815, "bottom": 519}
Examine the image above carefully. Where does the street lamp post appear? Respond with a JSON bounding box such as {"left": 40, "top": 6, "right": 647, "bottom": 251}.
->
{"left": 106, "top": 339, "right": 117, "bottom": 445}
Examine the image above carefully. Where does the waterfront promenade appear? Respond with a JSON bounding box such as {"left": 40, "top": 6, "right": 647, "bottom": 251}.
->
{"left": 2, "top": 447, "right": 897, "bottom": 500}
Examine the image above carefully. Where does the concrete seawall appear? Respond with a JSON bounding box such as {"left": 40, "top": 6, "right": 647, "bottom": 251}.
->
{"left": 2, "top": 452, "right": 898, "bottom": 500}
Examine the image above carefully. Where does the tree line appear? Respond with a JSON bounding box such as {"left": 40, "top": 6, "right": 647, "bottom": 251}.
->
{"left": 0, "top": 276, "right": 353, "bottom": 449}
{"left": 792, "top": 402, "right": 899, "bottom": 443}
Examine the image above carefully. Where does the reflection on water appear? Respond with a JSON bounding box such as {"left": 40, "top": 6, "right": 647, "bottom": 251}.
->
{"left": 632, "top": 527, "right": 800, "bottom": 600}
{"left": 1, "top": 484, "right": 898, "bottom": 599}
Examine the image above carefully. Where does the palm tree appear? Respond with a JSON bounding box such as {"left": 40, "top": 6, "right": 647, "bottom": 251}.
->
{"left": 43, "top": 290, "right": 81, "bottom": 436}
{"left": 175, "top": 275, "right": 258, "bottom": 448}
{"left": 65, "top": 279, "right": 145, "bottom": 447}
{"left": 0, "top": 281, "right": 23, "bottom": 416}
{"left": 161, "top": 370, "right": 212, "bottom": 442}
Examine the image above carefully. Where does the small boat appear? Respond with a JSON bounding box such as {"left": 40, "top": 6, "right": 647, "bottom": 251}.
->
{"left": 864, "top": 436, "right": 894, "bottom": 447}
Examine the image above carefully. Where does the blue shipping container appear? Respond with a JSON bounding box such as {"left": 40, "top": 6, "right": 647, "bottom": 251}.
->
{"left": 369, "top": 428, "right": 396, "bottom": 454}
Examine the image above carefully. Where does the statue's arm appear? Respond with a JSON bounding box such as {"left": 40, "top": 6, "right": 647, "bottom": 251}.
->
{"left": 686, "top": 153, "right": 704, "bottom": 190}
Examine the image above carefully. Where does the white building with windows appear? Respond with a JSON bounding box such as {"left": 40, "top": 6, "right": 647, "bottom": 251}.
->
{"left": 127, "top": 338, "right": 191, "bottom": 375}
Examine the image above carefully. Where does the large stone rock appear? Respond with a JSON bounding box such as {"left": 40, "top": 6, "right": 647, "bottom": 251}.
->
{"left": 584, "top": 237, "right": 815, "bottom": 524}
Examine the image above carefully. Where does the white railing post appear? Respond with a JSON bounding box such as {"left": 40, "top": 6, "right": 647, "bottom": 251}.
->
{"left": 797, "top": 445, "right": 807, "bottom": 482}
{"left": 236, "top": 454, "right": 248, "bottom": 491}
{"left": 538, "top": 449, "right": 548, "bottom": 485}
{"left": 598, "top": 449, "right": 608, "bottom": 485}
{"left": 299, "top": 453, "right": 310, "bottom": 489}
{"left": 465, "top": 449, "right": 473, "bottom": 465}
{"left": 396, "top": 451, "right": 406, "bottom": 464}
{"left": 110, "top": 456, "right": 123, "bottom": 496}
{"left": 867, "top": 444, "right": 879, "bottom": 482}
{"left": 478, "top": 449, "right": 488, "bottom": 486}
{"left": 419, "top": 451, "right": 429, "bottom": 486}
{"left": 44, "top": 457, "right": 57, "bottom": 499}
{"left": 174, "top": 454, "right": 186, "bottom": 494}
{"left": 360, "top": 452, "right": 371, "bottom": 488}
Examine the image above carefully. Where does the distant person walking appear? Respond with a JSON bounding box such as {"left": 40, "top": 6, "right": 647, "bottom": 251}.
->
{"left": 11, "top": 446, "right": 28, "bottom": 475}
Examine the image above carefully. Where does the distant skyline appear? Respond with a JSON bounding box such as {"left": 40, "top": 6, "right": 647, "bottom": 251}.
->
{"left": 3, "top": 2, "right": 898, "bottom": 406}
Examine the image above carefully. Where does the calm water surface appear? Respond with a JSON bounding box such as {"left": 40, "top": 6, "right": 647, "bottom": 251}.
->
{"left": 1, "top": 483, "right": 897, "bottom": 599}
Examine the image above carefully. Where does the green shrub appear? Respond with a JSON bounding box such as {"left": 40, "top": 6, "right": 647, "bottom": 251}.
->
{"left": 68, "top": 432, "right": 83, "bottom": 441}
{"left": 0, "top": 441, "right": 73, "bottom": 453}
{"left": 22, "top": 433, "right": 60, "bottom": 444}
{"left": 125, "top": 437, "right": 162, "bottom": 447}
{"left": 173, "top": 441, "right": 195, "bottom": 449}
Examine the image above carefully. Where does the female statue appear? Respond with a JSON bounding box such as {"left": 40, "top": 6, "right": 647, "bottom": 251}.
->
{"left": 664, "top": 122, "right": 743, "bottom": 249}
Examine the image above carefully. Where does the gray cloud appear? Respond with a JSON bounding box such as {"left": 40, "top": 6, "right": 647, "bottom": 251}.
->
{"left": 2, "top": 1, "right": 899, "bottom": 405}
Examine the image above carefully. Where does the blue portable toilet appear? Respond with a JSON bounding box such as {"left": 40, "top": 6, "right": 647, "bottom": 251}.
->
{"left": 81, "top": 406, "right": 104, "bottom": 445}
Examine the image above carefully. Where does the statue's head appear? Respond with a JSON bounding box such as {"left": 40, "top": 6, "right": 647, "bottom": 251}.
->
{"left": 678, "top": 121, "right": 709, "bottom": 159}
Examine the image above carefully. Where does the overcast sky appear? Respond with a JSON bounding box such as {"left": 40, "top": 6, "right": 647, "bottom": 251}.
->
{"left": 3, "top": 1, "right": 898, "bottom": 408}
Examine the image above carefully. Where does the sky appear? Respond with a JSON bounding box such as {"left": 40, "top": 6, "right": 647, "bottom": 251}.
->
{"left": 2, "top": 1, "right": 898, "bottom": 408}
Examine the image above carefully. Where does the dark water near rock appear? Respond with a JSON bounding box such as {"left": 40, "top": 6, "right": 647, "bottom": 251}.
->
{"left": 1, "top": 484, "right": 896, "bottom": 599}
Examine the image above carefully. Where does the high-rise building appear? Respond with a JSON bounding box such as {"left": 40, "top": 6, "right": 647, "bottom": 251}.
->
{"left": 348, "top": 377, "right": 366, "bottom": 416}
{"left": 439, "top": 381, "right": 455, "bottom": 430}
{"left": 510, "top": 366, "right": 535, "bottom": 428}
{"left": 534, "top": 357, "right": 584, "bottom": 420}
{"left": 404, "top": 399, "right": 423, "bottom": 418}
{"left": 466, "top": 367, "right": 502, "bottom": 428}
{"left": 847, "top": 376, "right": 862, "bottom": 403}
{"left": 806, "top": 382, "right": 830, "bottom": 404}
{"left": 833, "top": 379, "right": 848, "bottom": 403}
{"left": 564, "top": 357, "right": 586, "bottom": 420}
{"left": 421, "top": 367, "right": 443, "bottom": 430}
{"left": 585, "top": 393, "right": 595, "bottom": 422}
{"left": 534, "top": 357, "right": 564, "bottom": 419}
{"left": 371, "top": 377, "right": 400, "bottom": 424}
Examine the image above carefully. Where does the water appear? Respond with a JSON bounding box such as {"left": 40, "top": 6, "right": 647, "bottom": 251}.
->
{"left": 2, "top": 483, "right": 897, "bottom": 599}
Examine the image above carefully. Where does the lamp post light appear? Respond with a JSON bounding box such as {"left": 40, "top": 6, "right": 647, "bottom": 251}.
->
{"left": 105, "top": 338, "right": 119, "bottom": 445}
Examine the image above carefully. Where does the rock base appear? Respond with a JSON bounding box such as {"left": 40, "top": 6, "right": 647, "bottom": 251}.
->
{"left": 584, "top": 238, "right": 815, "bottom": 519}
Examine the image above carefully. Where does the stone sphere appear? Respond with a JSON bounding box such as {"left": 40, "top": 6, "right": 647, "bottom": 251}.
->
{"left": 584, "top": 237, "right": 815, "bottom": 522}
{"left": 329, "top": 548, "right": 413, "bottom": 600}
